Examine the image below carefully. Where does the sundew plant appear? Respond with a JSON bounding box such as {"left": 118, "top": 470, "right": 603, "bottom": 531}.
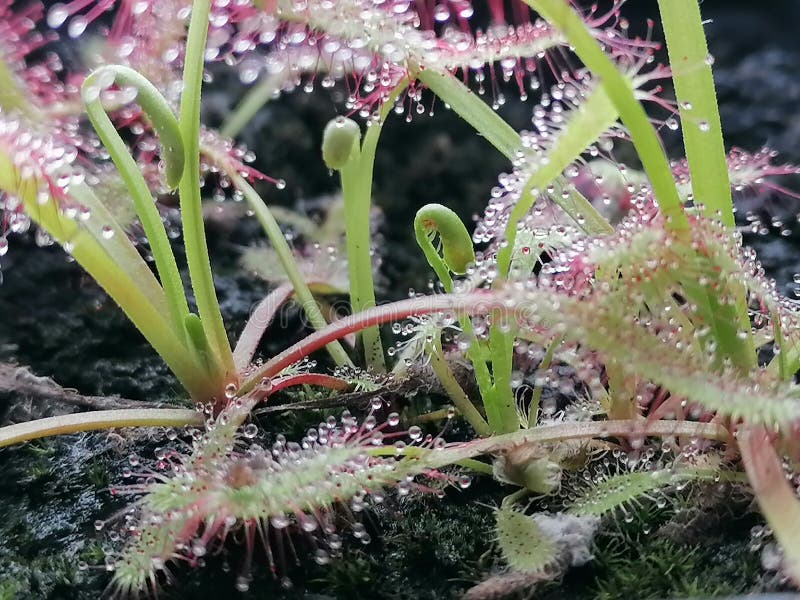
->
{"left": 1, "top": 0, "right": 800, "bottom": 595}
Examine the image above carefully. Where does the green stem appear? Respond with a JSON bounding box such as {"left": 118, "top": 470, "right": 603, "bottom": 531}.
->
{"left": 502, "top": 488, "right": 530, "bottom": 508}
{"left": 416, "top": 67, "right": 610, "bottom": 236}
{"left": 522, "top": 0, "right": 687, "bottom": 230}
{"left": 657, "top": 0, "right": 732, "bottom": 226}
{"left": 412, "top": 408, "right": 454, "bottom": 424}
{"left": 178, "top": 0, "right": 235, "bottom": 378}
{"left": 485, "top": 327, "right": 519, "bottom": 433}
{"left": 412, "top": 204, "right": 493, "bottom": 411}
{"left": 657, "top": 0, "right": 754, "bottom": 365}
{"left": 2, "top": 158, "right": 212, "bottom": 399}
{"left": 82, "top": 66, "right": 190, "bottom": 341}
{"left": 337, "top": 87, "right": 407, "bottom": 371}
{"left": 0, "top": 409, "right": 204, "bottom": 448}
{"left": 340, "top": 148, "right": 385, "bottom": 370}
{"left": 417, "top": 68, "right": 520, "bottom": 159}
{"left": 220, "top": 74, "right": 286, "bottom": 138}
{"left": 230, "top": 173, "right": 353, "bottom": 368}
{"left": 495, "top": 87, "right": 617, "bottom": 278}
{"left": 428, "top": 337, "right": 492, "bottom": 437}
{"left": 409, "top": 72, "right": 524, "bottom": 431}
{"left": 418, "top": 65, "right": 614, "bottom": 434}
{"left": 458, "top": 458, "right": 494, "bottom": 476}
{"left": 528, "top": 334, "right": 562, "bottom": 423}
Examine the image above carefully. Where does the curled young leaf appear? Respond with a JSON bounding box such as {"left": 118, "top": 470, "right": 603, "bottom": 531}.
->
{"left": 414, "top": 204, "right": 475, "bottom": 292}
{"left": 81, "top": 65, "right": 192, "bottom": 347}
{"left": 83, "top": 65, "right": 185, "bottom": 189}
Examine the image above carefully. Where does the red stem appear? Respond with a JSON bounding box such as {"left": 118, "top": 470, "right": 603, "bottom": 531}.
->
{"left": 239, "top": 291, "right": 505, "bottom": 393}
{"left": 268, "top": 373, "right": 352, "bottom": 395}
{"left": 739, "top": 426, "right": 800, "bottom": 584}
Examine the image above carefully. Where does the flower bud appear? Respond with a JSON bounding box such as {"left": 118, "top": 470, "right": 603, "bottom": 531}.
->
{"left": 322, "top": 116, "right": 361, "bottom": 170}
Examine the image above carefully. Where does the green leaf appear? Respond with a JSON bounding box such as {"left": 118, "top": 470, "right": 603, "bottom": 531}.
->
{"left": 522, "top": 0, "right": 687, "bottom": 230}
{"left": 657, "top": 0, "right": 732, "bottom": 226}
{"left": 416, "top": 69, "right": 520, "bottom": 160}
{"left": 495, "top": 506, "right": 559, "bottom": 573}
{"left": 82, "top": 66, "right": 190, "bottom": 342}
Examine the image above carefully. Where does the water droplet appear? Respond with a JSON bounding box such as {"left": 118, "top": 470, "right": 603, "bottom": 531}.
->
{"left": 191, "top": 540, "right": 207, "bottom": 557}
{"left": 352, "top": 522, "right": 367, "bottom": 539}
{"left": 67, "top": 16, "right": 88, "bottom": 38}
{"left": 101, "top": 225, "right": 115, "bottom": 239}
{"left": 235, "top": 576, "right": 250, "bottom": 592}
{"left": 47, "top": 3, "right": 69, "bottom": 28}
{"left": 408, "top": 425, "right": 422, "bottom": 441}
{"left": 243, "top": 423, "right": 258, "bottom": 438}
{"left": 270, "top": 514, "right": 290, "bottom": 529}
{"left": 224, "top": 383, "right": 237, "bottom": 399}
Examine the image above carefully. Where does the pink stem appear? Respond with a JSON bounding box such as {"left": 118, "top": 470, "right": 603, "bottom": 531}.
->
{"left": 739, "top": 426, "right": 800, "bottom": 585}
{"left": 267, "top": 373, "right": 351, "bottom": 395}
{"left": 239, "top": 291, "right": 505, "bottom": 393}
{"left": 234, "top": 283, "right": 294, "bottom": 372}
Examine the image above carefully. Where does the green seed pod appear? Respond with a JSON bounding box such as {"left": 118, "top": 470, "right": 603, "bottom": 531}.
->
{"left": 322, "top": 116, "right": 361, "bottom": 170}
{"left": 493, "top": 443, "right": 563, "bottom": 495}
{"left": 415, "top": 204, "right": 475, "bottom": 275}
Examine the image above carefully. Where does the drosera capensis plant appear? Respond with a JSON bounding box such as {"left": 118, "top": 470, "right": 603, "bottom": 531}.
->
{"left": 1, "top": 0, "right": 800, "bottom": 596}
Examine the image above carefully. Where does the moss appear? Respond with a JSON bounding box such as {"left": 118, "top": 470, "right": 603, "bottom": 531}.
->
{"left": 0, "top": 580, "right": 21, "bottom": 600}
{"left": 307, "top": 486, "right": 497, "bottom": 600}
{"left": 0, "top": 433, "right": 144, "bottom": 600}
{"left": 590, "top": 536, "right": 760, "bottom": 599}
{"left": 534, "top": 480, "right": 763, "bottom": 600}
{"left": 84, "top": 460, "right": 110, "bottom": 489}
{"left": 78, "top": 542, "right": 106, "bottom": 566}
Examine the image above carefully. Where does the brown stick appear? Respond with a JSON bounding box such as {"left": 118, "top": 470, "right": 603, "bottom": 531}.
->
{"left": 0, "top": 362, "right": 173, "bottom": 412}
